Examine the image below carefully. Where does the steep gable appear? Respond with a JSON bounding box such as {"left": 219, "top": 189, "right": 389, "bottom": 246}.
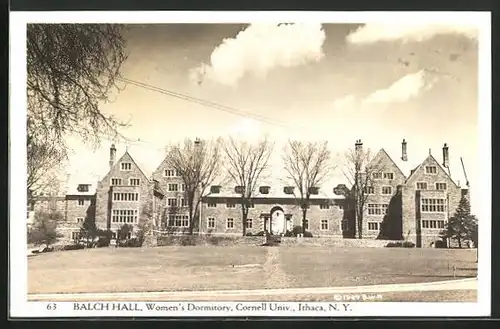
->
{"left": 405, "top": 154, "right": 459, "bottom": 188}
{"left": 99, "top": 151, "right": 150, "bottom": 186}
{"left": 368, "top": 149, "right": 407, "bottom": 180}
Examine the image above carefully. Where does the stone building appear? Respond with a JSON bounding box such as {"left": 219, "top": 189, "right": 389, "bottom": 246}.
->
{"left": 29, "top": 139, "right": 471, "bottom": 248}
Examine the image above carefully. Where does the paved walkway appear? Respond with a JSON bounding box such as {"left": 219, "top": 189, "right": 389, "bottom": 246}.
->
{"left": 29, "top": 277, "right": 477, "bottom": 302}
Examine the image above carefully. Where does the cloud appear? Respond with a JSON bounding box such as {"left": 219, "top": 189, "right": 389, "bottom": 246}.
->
{"left": 190, "top": 23, "right": 326, "bottom": 86}
{"left": 228, "top": 118, "right": 262, "bottom": 139}
{"left": 332, "top": 94, "right": 357, "bottom": 110}
{"left": 363, "top": 70, "right": 436, "bottom": 104}
{"left": 346, "top": 24, "right": 478, "bottom": 45}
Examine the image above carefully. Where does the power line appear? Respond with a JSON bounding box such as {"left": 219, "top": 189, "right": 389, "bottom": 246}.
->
{"left": 114, "top": 75, "right": 297, "bottom": 129}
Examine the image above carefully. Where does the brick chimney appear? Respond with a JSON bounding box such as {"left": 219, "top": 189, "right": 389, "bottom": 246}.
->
{"left": 442, "top": 143, "right": 449, "bottom": 168}
{"left": 355, "top": 139, "right": 363, "bottom": 153}
{"left": 401, "top": 139, "right": 408, "bottom": 161}
{"left": 109, "top": 144, "right": 116, "bottom": 170}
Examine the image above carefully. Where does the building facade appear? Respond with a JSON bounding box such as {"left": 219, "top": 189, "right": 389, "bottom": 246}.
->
{"left": 29, "top": 140, "right": 470, "bottom": 247}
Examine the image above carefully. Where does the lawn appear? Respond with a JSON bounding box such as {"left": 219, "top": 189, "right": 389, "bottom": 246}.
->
{"left": 28, "top": 246, "right": 477, "bottom": 295}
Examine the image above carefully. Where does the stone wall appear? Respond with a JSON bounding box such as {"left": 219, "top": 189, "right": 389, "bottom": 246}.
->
{"left": 280, "top": 236, "right": 402, "bottom": 248}
{"left": 157, "top": 235, "right": 264, "bottom": 247}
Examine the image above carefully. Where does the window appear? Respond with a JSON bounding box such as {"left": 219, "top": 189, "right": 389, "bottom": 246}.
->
{"left": 129, "top": 178, "right": 140, "bottom": 186}
{"left": 226, "top": 202, "right": 236, "bottom": 208}
{"left": 210, "top": 185, "right": 221, "bottom": 194}
{"left": 341, "top": 220, "right": 349, "bottom": 231}
{"left": 383, "top": 173, "right": 394, "bottom": 180}
{"left": 436, "top": 183, "right": 447, "bottom": 190}
{"left": 77, "top": 184, "right": 90, "bottom": 192}
{"left": 71, "top": 232, "right": 80, "bottom": 240}
{"left": 246, "top": 218, "right": 253, "bottom": 229}
{"left": 207, "top": 202, "right": 217, "bottom": 208}
{"left": 168, "top": 183, "right": 178, "bottom": 192}
{"left": 227, "top": 218, "right": 234, "bottom": 229}
{"left": 164, "top": 169, "right": 176, "bottom": 177}
{"left": 234, "top": 186, "right": 245, "bottom": 194}
{"left": 167, "top": 198, "right": 178, "bottom": 207}
{"left": 416, "top": 182, "right": 428, "bottom": 190}
{"left": 381, "top": 186, "right": 392, "bottom": 195}
{"left": 320, "top": 203, "right": 330, "bottom": 210}
{"left": 364, "top": 186, "right": 375, "bottom": 195}
{"left": 308, "top": 187, "right": 319, "bottom": 195}
{"left": 425, "top": 166, "right": 437, "bottom": 174}
{"left": 168, "top": 215, "right": 189, "bottom": 227}
{"left": 111, "top": 209, "right": 138, "bottom": 223}
{"left": 259, "top": 186, "right": 270, "bottom": 194}
{"left": 78, "top": 199, "right": 85, "bottom": 206}
{"left": 180, "top": 198, "right": 187, "bottom": 207}
{"left": 121, "top": 162, "right": 132, "bottom": 171}
{"left": 320, "top": 219, "right": 329, "bottom": 230}
{"left": 111, "top": 178, "right": 122, "bottom": 186}
{"left": 372, "top": 172, "right": 382, "bottom": 179}
{"left": 283, "top": 186, "right": 294, "bottom": 194}
{"left": 421, "top": 198, "right": 446, "bottom": 212}
{"left": 367, "top": 204, "right": 388, "bottom": 215}
{"left": 247, "top": 203, "right": 255, "bottom": 209}
{"left": 304, "top": 219, "right": 309, "bottom": 230}
{"left": 421, "top": 219, "right": 445, "bottom": 229}
{"left": 76, "top": 217, "right": 84, "bottom": 223}
{"left": 368, "top": 222, "right": 380, "bottom": 231}
{"left": 207, "top": 217, "right": 216, "bottom": 229}
{"left": 181, "top": 184, "right": 185, "bottom": 192}
{"left": 112, "top": 193, "right": 139, "bottom": 201}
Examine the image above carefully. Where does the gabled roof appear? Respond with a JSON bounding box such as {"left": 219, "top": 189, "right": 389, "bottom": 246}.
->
{"left": 406, "top": 154, "right": 460, "bottom": 188}
{"left": 376, "top": 148, "right": 408, "bottom": 178}
{"left": 99, "top": 150, "right": 151, "bottom": 185}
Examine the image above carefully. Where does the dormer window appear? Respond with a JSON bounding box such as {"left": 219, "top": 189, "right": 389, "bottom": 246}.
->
{"left": 210, "top": 185, "right": 221, "bottom": 194}
{"left": 283, "top": 186, "right": 295, "bottom": 195}
{"left": 259, "top": 186, "right": 270, "bottom": 194}
{"left": 333, "top": 184, "right": 349, "bottom": 196}
{"left": 308, "top": 187, "right": 319, "bottom": 195}
{"left": 77, "top": 184, "right": 90, "bottom": 192}
{"left": 234, "top": 186, "right": 245, "bottom": 194}
{"left": 121, "top": 162, "right": 132, "bottom": 171}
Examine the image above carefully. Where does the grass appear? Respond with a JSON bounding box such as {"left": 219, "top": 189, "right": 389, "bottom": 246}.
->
{"left": 28, "top": 246, "right": 477, "bottom": 296}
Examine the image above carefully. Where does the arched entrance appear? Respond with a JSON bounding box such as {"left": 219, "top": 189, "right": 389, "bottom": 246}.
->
{"left": 270, "top": 206, "right": 285, "bottom": 235}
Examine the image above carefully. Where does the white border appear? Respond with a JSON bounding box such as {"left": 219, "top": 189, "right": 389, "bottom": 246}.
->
{"left": 9, "top": 11, "right": 491, "bottom": 318}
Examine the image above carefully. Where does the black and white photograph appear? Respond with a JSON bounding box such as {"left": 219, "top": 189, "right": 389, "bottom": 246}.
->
{"left": 9, "top": 11, "right": 491, "bottom": 318}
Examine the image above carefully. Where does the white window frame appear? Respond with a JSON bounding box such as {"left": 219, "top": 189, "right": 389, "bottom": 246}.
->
{"left": 180, "top": 198, "right": 187, "bottom": 207}
{"left": 71, "top": 232, "right": 80, "bottom": 240}
{"left": 167, "top": 198, "right": 178, "bottom": 207}
{"left": 110, "top": 178, "right": 122, "bottom": 186}
{"left": 372, "top": 172, "right": 382, "bottom": 180}
{"left": 421, "top": 219, "right": 446, "bottom": 229}
{"left": 76, "top": 217, "right": 84, "bottom": 223}
{"left": 168, "top": 214, "right": 189, "bottom": 227}
{"left": 367, "top": 204, "right": 388, "bottom": 216}
{"left": 320, "top": 219, "right": 329, "bottom": 231}
{"left": 129, "top": 178, "right": 140, "bottom": 186}
{"left": 303, "top": 219, "right": 309, "bottom": 230}
{"left": 416, "top": 182, "right": 428, "bottom": 190}
{"left": 421, "top": 198, "right": 446, "bottom": 213}
{"left": 207, "top": 202, "right": 217, "bottom": 208}
{"left": 435, "top": 182, "right": 447, "bottom": 191}
{"left": 226, "top": 218, "right": 234, "bottom": 229}
{"left": 246, "top": 218, "right": 253, "bottom": 229}
{"left": 120, "top": 162, "right": 132, "bottom": 171}
{"left": 365, "top": 186, "right": 375, "bottom": 195}
{"left": 383, "top": 172, "right": 394, "bottom": 180}
{"left": 319, "top": 203, "right": 330, "bottom": 210}
{"left": 164, "top": 169, "right": 175, "bottom": 177}
{"left": 207, "top": 217, "right": 216, "bottom": 229}
{"left": 111, "top": 209, "right": 139, "bottom": 224}
{"left": 168, "top": 183, "right": 179, "bottom": 192}
{"left": 112, "top": 192, "right": 139, "bottom": 202}
{"left": 367, "top": 222, "right": 380, "bottom": 231}
{"left": 425, "top": 166, "right": 438, "bottom": 174}
{"left": 340, "top": 219, "right": 348, "bottom": 231}
{"left": 78, "top": 199, "right": 85, "bottom": 206}
{"left": 226, "top": 202, "right": 236, "bottom": 209}
{"left": 381, "top": 186, "right": 393, "bottom": 195}
{"left": 181, "top": 184, "right": 186, "bottom": 192}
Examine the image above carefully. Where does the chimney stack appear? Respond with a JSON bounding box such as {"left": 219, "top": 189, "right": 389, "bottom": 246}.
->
{"left": 355, "top": 139, "right": 363, "bottom": 153}
{"left": 442, "top": 143, "right": 449, "bottom": 168}
{"left": 401, "top": 139, "right": 408, "bottom": 162}
{"left": 109, "top": 144, "right": 116, "bottom": 170}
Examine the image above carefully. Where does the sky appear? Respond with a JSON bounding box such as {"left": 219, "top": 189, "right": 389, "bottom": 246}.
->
{"left": 62, "top": 22, "right": 481, "bottom": 209}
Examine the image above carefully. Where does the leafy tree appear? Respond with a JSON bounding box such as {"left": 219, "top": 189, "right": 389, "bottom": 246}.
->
{"left": 440, "top": 196, "right": 478, "bottom": 249}
{"left": 27, "top": 210, "right": 64, "bottom": 247}
{"left": 117, "top": 224, "right": 133, "bottom": 241}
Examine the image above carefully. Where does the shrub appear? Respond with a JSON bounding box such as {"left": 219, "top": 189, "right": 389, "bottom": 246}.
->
{"left": 284, "top": 230, "right": 294, "bottom": 237}
{"left": 180, "top": 236, "right": 197, "bottom": 246}
{"left": 303, "top": 231, "right": 313, "bottom": 238}
{"left": 435, "top": 240, "right": 447, "bottom": 248}
{"left": 291, "top": 226, "right": 303, "bottom": 236}
{"left": 62, "top": 244, "right": 85, "bottom": 251}
{"left": 385, "top": 241, "right": 416, "bottom": 248}
{"left": 254, "top": 231, "right": 265, "bottom": 237}
{"left": 245, "top": 232, "right": 253, "bottom": 236}
{"left": 96, "top": 236, "right": 110, "bottom": 248}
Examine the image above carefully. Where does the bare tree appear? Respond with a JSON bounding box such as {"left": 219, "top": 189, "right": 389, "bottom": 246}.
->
{"left": 342, "top": 142, "right": 383, "bottom": 239}
{"left": 222, "top": 137, "right": 274, "bottom": 236}
{"left": 27, "top": 24, "right": 129, "bottom": 155}
{"left": 164, "top": 138, "right": 223, "bottom": 235}
{"left": 283, "top": 140, "right": 333, "bottom": 234}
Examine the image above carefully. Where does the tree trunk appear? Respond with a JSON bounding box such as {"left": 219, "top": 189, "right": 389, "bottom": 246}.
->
{"left": 241, "top": 206, "right": 247, "bottom": 237}
{"left": 357, "top": 210, "right": 363, "bottom": 239}
{"left": 457, "top": 236, "right": 462, "bottom": 249}
{"left": 302, "top": 208, "right": 307, "bottom": 234}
